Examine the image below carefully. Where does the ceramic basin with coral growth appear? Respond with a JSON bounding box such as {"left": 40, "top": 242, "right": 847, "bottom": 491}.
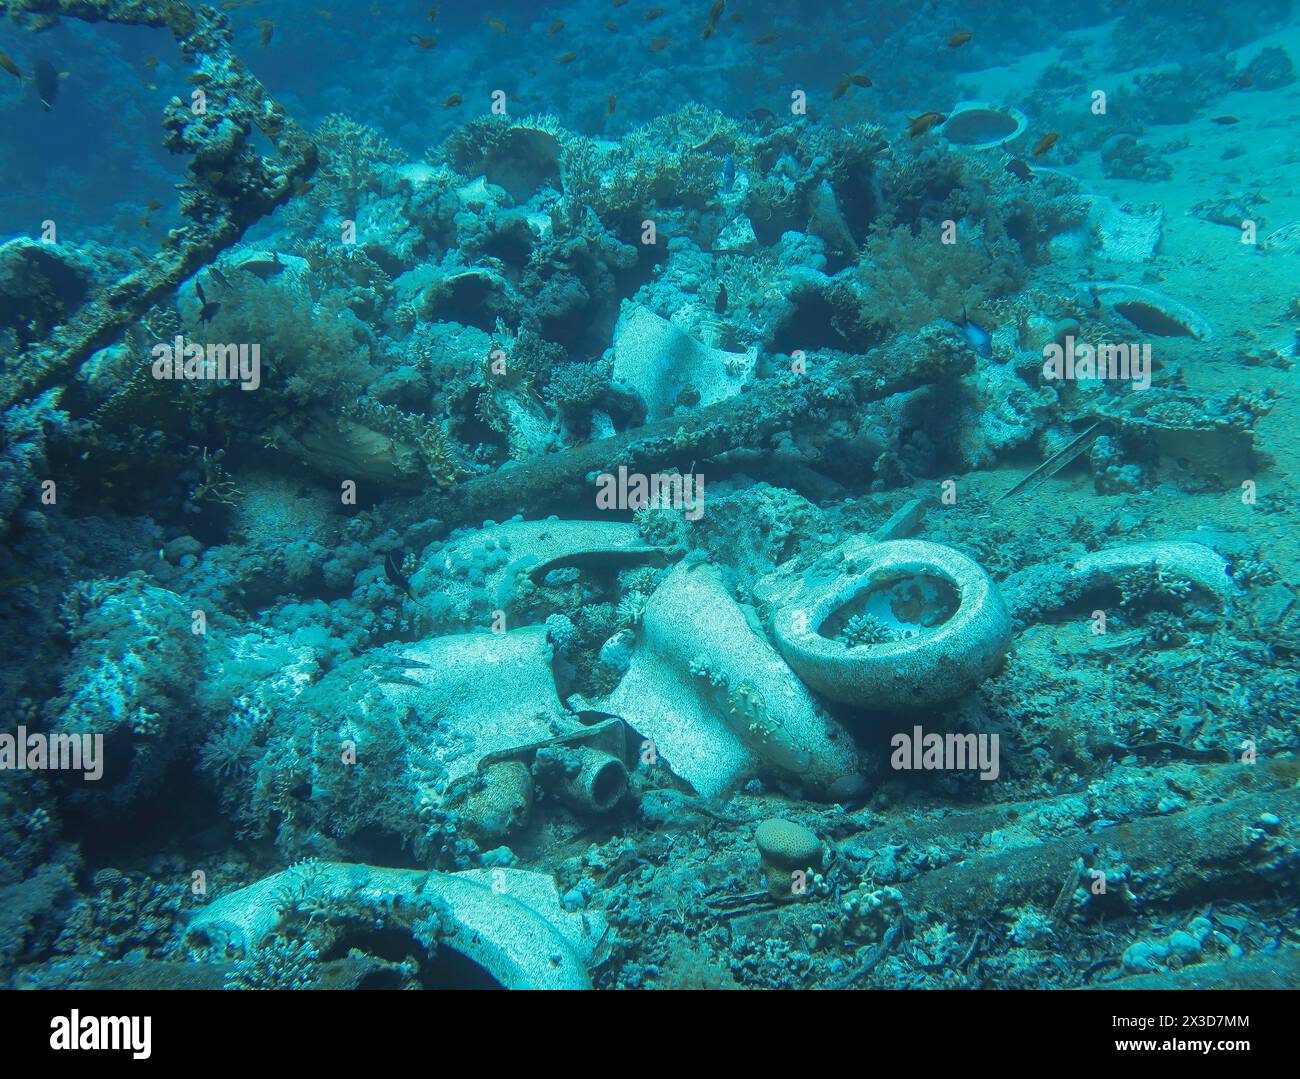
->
{"left": 1086, "top": 282, "right": 1214, "bottom": 340}
{"left": 941, "top": 101, "right": 1028, "bottom": 150}
{"left": 769, "top": 539, "right": 1012, "bottom": 710}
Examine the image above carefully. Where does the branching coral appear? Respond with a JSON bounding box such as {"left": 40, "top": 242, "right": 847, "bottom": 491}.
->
{"left": 562, "top": 104, "right": 739, "bottom": 227}
{"left": 314, "top": 114, "right": 408, "bottom": 212}
{"left": 223, "top": 935, "right": 319, "bottom": 990}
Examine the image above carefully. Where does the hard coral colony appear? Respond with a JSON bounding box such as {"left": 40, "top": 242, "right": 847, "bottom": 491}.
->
{"left": 0, "top": 0, "right": 1297, "bottom": 1023}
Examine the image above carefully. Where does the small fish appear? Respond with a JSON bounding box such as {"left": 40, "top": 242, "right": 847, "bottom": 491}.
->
{"left": 833, "top": 72, "right": 871, "bottom": 99}
{"left": 649, "top": 36, "right": 670, "bottom": 53}
{"left": 408, "top": 34, "right": 437, "bottom": 50}
{"left": 722, "top": 154, "right": 735, "bottom": 190}
{"left": 33, "top": 59, "right": 58, "bottom": 110}
{"left": 1031, "top": 131, "right": 1059, "bottom": 157}
{"left": 316, "top": 8, "right": 333, "bottom": 20}
{"left": 715, "top": 282, "right": 728, "bottom": 314}
{"left": 607, "top": 94, "right": 617, "bottom": 116}
{"left": 605, "top": 21, "right": 619, "bottom": 32}
{"left": 441, "top": 93, "right": 462, "bottom": 107}
{"left": 1211, "top": 115, "right": 1239, "bottom": 126}
{"left": 487, "top": 17, "right": 507, "bottom": 33}
{"left": 703, "top": 0, "right": 724, "bottom": 38}
{"left": 1005, "top": 157, "right": 1034, "bottom": 182}
{"left": 557, "top": 51, "right": 578, "bottom": 64}
{"left": 957, "top": 308, "right": 991, "bottom": 356}
{"left": 753, "top": 31, "right": 778, "bottom": 45}
{"left": 0, "top": 577, "right": 33, "bottom": 591}
{"left": 145, "top": 199, "right": 163, "bottom": 211}
{"left": 138, "top": 216, "right": 152, "bottom": 230}
{"left": 613, "top": 0, "right": 628, "bottom": 6}
{"left": 208, "top": 265, "right": 232, "bottom": 289}
{"left": 646, "top": 7, "right": 666, "bottom": 20}
{"left": 243, "top": 252, "right": 286, "bottom": 280}
{"left": 547, "top": 19, "right": 565, "bottom": 36}
{"left": 947, "top": 30, "right": 972, "bottom": 47}
{"left": 1231, "top": 71, "right": 1253, "bottom": 89}
{"left": 907, "top": 110, "right": 946, "bottom": 136}
{"left": 194, "top": 280, "right": 221, "bottom": 323}
{"left": 385, "top": 550, "right": 418, "bottom": 602}
{"left": 143, "top": 56, "right": 159, "bottom": 70}
{"left": 426, "top": 3, "right": 438, "bottom": 20}
{"left": 1, "top": 51, "right": 22, "bottom": 81}
{"left": 747, "top": 106, "right": 774, "bottom": 122}
{"left": 257, "top": 19, "right": 275, "bottom": 47}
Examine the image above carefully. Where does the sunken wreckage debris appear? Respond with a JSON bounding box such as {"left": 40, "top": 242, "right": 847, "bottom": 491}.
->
{"left": 11, "top": 9, "right": 1285, "bottom": 996}
{"left": 391, "top": 321, "right": 975, "bottom": 541}
{"left": 819, "top": 762, "right": 1300, "bottom": 988}
{"left": 0, "top": 0, "right": 318, "bottom": 409}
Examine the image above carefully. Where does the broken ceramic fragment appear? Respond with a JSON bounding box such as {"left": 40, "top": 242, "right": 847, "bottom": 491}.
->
{"left": 593, "top": 561, "right": 865, "bottom": 800}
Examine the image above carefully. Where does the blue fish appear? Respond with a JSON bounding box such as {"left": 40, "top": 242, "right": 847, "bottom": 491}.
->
{"left": 958, "top": 307, "right": 991, "bottom": 357}
{"left": 722, "top": 154, "right": 735, "bottom": 191}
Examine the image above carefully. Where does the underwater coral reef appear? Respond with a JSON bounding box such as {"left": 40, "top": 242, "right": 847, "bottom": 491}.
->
{"left": 0, "top": 0, "right": 1298, "bottom": 1021}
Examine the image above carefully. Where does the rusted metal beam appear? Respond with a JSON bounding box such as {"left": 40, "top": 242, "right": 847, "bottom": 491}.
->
{"left": 0, "top": 0, "right": 317, "bottom": 407}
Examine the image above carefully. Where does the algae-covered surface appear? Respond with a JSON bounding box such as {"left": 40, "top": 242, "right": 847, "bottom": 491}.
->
{"left": 0, "top": 0, "right": 1297, "bottom": 993}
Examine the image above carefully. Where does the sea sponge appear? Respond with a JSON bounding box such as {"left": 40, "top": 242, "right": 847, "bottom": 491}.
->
{"left": 458, "top": 761, "right": 534, "bottom": 844}
{"left": 755, "top": 819, "right": 823, "bottom": 901}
